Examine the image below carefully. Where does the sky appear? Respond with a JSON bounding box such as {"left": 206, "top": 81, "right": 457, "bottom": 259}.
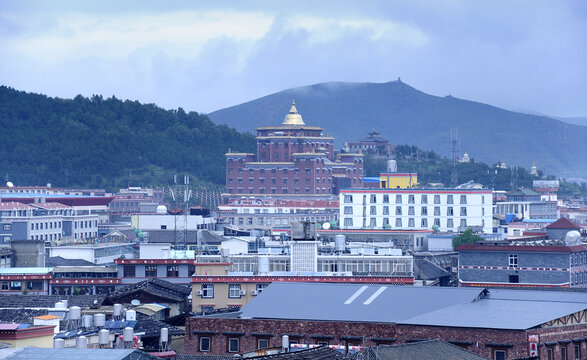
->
{"left": 1, "top": 0, "right": 586, "bottom": 117}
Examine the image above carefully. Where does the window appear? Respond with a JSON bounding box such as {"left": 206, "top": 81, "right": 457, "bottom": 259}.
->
{"left": 494, "top": 350, "right": 506, "bottom": 360}
{"left": 228, "top": 338, "right": 239, "bottom": 353}
{"left": 344, "top": 195, "right": 353, "bottom": 203}
{"left": 447, "top": 207, "right": 454, "bottom": 216}
{"left": 142, "top": 265, "right": 157, "bottom": 277}
{"left": 395, "top": 218, "right": 402, "bottom": 227}
{"left": 188, "top": 264, "right": 195, "bottom": 276}
{"left": 460, "top": 195, "right": 467, "bottom": 204}
{"left": 370, "top": 206, "right": 376, "bottom": 215}
{"left": 421, "top": 207, "right": 428, "bottom": 215}
{"left": 395, "top": 195, "right": 402, "bottom": 203}
{"left": 258, "top": 338, "right": 269, "bottom": 349}
{"left": 256, "top": 284, "right": 268, "bottom": 293}
{"left": 370, "top": 218, "right": 376, "bottom": 227}
{"left": 421, "top": 218, "right": 428, "bottom": 227}
{"left": 344, "top": 218, "right": 353, "bottom": 227}
{"left": 575, "top": 344, "right": 581, "bottom": 359}
{"left": 447, "top": 219, "right": 453, "bottom": 228}
{"left": 562, "top": 346, "right": 567, "bottom": 360}
{"left": 383, "top": 206, "right": 389, "bottom": 215}
{"left": 395, "top": 206, "right": 402, "bottom": 215}
{"left": 10, "top": 281, "right": 21, "bottom": 290}
{"left": 509, "top": 254, "right": 518, "bottom": 268}
{"left": 434, "top": 195, "right": 440, "bottom": 204}
{"left": 421, "top": 195, "right": 428, "bottom": 204}
{"left": 383, "top": 195, "right": 389, "bottom": 203}
{"left": 3, "top": 224, "right": 10, "bottom": 231}
{"left": 123, "top": 265, "right": 135, "bottom": 277}
{"left": 447, "top": 195, "right": 453, "bottom": 204}
{"left": 408, "top": 195, "right": 415, "bottom": 204}
{"left": 434, "top": 218, "right": 440, "bottom": 227}
{"left": 460, "top": 207, "right": 467, "bottom": 216}
{"left": 167, "top": 265, "right": 179, "bottom": 277}
{"left": 229, "top": 284, "right": 241, "bottom": 298}
{"left": 408, "top": 206, "right": 415, "bottom": 215}
{"left": 26, "top": 281, "right": 43, "bottom": 290}
{"left": 460, "top": 219, "right": 467, "bottom": 227}
{"left": 508, "top": 275, "right": 519, "bottom": 283}
{"left": 547, "top": 348, "right": 553, "bottom": 360}
{"left": 201, "top": 284, "right": 214, "bottom": 298}
{"left": 199, "top": 337, "right": 211, "bottom": 351}
{"left": 370, "top": 194, "right": 377, "bottom": 203}
{"left": 434, "top": 207, "right": 440, "bottom": 216}
{"left": 408, "top": 218, "right": 415, "bottom": 227}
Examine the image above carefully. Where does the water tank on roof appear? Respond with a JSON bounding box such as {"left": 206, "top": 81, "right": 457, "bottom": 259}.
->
{"left": 565, "top": 230, "right": 581, "bottom": 245}
{"left": 53, "top": 338, "right": 65, "bottom": 349}
{"left": 123, "top": 327, "right": 134, "bottom": 342}
{"left": 156, "top": 205, "right": 168, "bottom": 215}
{"left": 99, "top": 329, "right": 110, "bottom": 345}
{"left": 70, "top": 306, "right": 81, "bottom": 320}
{"left": 258, "top": 256, "right": 269, "bottom": 275}
{"left": 113, "top": 303, "right": 122, "bottom": 317}
{"left": 94, "top": 313, "right": 106, "bottom": 327}
{"left": 160, "top": 327, "right": 169, "bottom": 344}
{"left": 387, "top": 160, "right": 397, "bottom": 173}
{"left": 60, "top": 300, "right": 68, "bottom": 308}
{"left": 76, "top": 336, "right": 87, "bottom": 349}
{"left": 126, "top": 309, "right": 136, "bottom": 321}
{"left": 55, "top": 301, "right": 66, "bottom": 309}
{"left": 334, "top": 235, "right": 346, "bottom": 252}
{"left": 83, "top": 314, "right": 93, "bottom": 329}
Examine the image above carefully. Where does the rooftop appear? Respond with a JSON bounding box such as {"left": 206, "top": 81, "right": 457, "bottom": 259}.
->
{"left": 362, "top": 339, "right": 490, "bottom": 360}
{"left": 545, "top": 217, "right": 581, "bottom": 230}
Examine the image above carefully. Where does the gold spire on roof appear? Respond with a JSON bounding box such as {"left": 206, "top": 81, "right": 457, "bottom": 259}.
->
{"left": 282, "top": 100, "right": 305, "bottom": 126}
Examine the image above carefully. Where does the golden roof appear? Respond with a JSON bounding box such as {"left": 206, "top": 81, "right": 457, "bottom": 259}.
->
{"left": 282, "top": 100, "right": 305, "bottom": 126}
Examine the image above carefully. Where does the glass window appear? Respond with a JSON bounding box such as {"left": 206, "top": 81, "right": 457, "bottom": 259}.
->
{"left": 344, "top": 218, "right": 353, "bottom": 227}
{"left": 395, "top": 218, "right": 402, "bottom": 227}
{"left": 434, "top": 195, "right": 440, "bottom": 204}
{"left": 344, "top": 195, "right": 353, "bottom": 203}
{"left": 395, "top": 195, "right": 402, "bottom": 204}
{"left": 509, "top": 254, "right": 518, "bottom": 268}
{"left": 256, "top": 284, "right": 268, "bottom": 293}
{"left": 421, "top": 195, "right": 428, "bottom": 204}
{"left": 447, "top": 219, "right": 454, "bottom": 228}
{"left": 166, "top": 265, "right": 179, "bottom": 277}
{"left": 434, "top": 218, "right": 440, "bottom": 227}
{"left": 447, "top": 195, "right": 453, "bottom": 204}
{"left": 460, "top": 195, "right": 467, "bottom": 204}
{"left": 258, "top": 339, "right": 269, "bottom": 349}
{"left": 10, "top": 281, "right": 21, "bottom": 291}
{"left": 434, "top": 207, "right": 440, "bottom": 216}
{"left": 395, "top": 206, "right": 402, "bottom": 215}
{"left": 447, "top": 207, "right": 454, "bottom": 216}
{"left": 421, "top": 207, "right": 428, "bottom": 215}
{"left": 370, "top": 218, "right": 377, "bottom": 227}
{"left": 408, "top": 206, "right": 415, "bottom": 215}
{"left": 229, "top": 284, "right": 241, "bottom": 298}
{"left": 145, "top": 265, "right": 157, "bottom": 277}
{"left": 344, "top": 206, "right": 353, "bottom": 215}
{"left": 383, "top": 206, "right": 389, "bottom": 215}
{"left": 370, "top": 206, "right": 376, "bottom": 215}
{"left": 370, "top": 194, "right": 377, "bottom": 203}
{"left": 123, "top": 265, "right": 135, "bottom": 278}
{"left": 27, "top": 281, "right": 43, "bottom": 290}
{"left": 421, "top": 218, "right": 428, "bottom": 227}
{"left": 494, "top": 350, "right": 506, "bottom": 360}
{"left": 228, "top": 338, "right": 239, "bottom": 353}
{"left": 460, "top": 219, "right": 467, "bottom": 228}
{"left": 202, "top": 284, "right": 214, "bottom": 298}
{"left": 383, "top": 195, "right": 389, "bottom": 203}
{"left": 199, "top": 337, "right": 211, "bottom": 351}
{"left": 408, "top": 218, "right": 415, "bottom": 227}
{"left": 408, "top": 195, "right": 415, "bottom": 204}
{"left": 460, "top": 207, "right": 467, "bottom": 216}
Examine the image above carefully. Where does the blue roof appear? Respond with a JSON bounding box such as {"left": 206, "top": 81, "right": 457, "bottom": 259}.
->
{"left": 362, "top": 177, "right": 380, "bottom": 183}
{"left": 104, "top": 320, "right": 138, "bottom": 330}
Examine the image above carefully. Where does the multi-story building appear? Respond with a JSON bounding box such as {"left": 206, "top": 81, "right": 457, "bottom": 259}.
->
{"left": 344, "top": 130, "right": 393, "bottom": 158}
{"left": 339, "top": 189, "right": 493, "bottom": 233}
{"left": 218, "top": 197, "right": 339, "bottom": 231}
{"left": 0, "top": 200, "right": 99, "bottom": 244}
{"left": 108, "top": 187, "right": 165, "bottom": 219}
{"left": 224, "top": 102, "right": 363, "bottom": 198}
{"left": 458, "top": 219, "right": 586, "bottom": 288}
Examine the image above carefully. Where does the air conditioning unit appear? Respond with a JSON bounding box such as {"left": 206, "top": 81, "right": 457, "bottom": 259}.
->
{"left": 251, "top": 290, "right": 258, "bottom": 296}
{"left": 239, "top": 290, "right": 246, "bottom": 295}
{"left": 196, "top": 290, "right": 203, "bottom": 296}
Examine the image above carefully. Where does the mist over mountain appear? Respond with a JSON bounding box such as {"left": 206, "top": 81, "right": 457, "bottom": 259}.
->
{"left": 209, "top": 80, "right": 587, "bottom": 177}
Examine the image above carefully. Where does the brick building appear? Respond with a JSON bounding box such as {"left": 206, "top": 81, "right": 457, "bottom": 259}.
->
{"left": 185, "top": 283, "right": 587, "bottom": 360}
{"left": 224, "top": 102, "right": 363, "bottom": 198}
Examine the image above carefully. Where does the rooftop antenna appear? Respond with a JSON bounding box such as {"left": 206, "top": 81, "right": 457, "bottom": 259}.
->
{"left": 450, "top": 128, "right": 459, "bottom": 188}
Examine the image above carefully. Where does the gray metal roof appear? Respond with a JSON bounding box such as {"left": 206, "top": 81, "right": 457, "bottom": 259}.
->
{"left": 362, "top": 340, "right": 490, "bottom": 360}
{"left": 0, "top": 348, "right": 160, "bottom": 360}
{"left": 240, "top": 283, "right": 587, "bottom": 330}
{"left": 241, "top": 283, "right": 485, "bottom": 323}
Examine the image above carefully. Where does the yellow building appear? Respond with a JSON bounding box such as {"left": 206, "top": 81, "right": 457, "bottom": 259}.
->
{"left": 0, "top": 324, "right": 55, "bottom": 348}
{"left": 379, "top": 172, "right": 418, "bottom": 189}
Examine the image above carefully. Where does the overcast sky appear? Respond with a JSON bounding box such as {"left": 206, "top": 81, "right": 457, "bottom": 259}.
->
{"left": 1, "top": 0, "right": 585, "bottom": 117}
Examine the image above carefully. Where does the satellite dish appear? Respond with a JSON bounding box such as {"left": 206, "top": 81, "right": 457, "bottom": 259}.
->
{"left": 322, "top": 222, "right": 331, "bottom": 230}
{"left": 6, "top": 182, "right": 14, "bottom": 187}
{"left": 131, "top": 299, "right": 140, "bottom": 306}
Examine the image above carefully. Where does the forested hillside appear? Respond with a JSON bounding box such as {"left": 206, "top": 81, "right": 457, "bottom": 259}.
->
{"left": 0, "top": 86, "right": 255, "bottom": 189}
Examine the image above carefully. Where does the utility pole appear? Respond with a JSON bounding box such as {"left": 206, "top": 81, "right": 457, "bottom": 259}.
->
{"left": 450, "top": 128, "right": 459, "bottom": 188}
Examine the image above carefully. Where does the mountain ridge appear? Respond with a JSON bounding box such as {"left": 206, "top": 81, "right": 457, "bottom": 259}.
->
{"left": 208, "top": 80, "right": 587, "bottom": 177}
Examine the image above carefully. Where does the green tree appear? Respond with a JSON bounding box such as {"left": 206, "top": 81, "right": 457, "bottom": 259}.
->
{"left": 453, "top": 228, "right": 484, "bottom": 248}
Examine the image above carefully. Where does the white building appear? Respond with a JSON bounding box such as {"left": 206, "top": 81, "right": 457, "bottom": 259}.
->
{"left": 339, "top": 189, "right": 493, "bottom": 233}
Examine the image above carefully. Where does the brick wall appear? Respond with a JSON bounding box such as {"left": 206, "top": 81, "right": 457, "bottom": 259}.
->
{"left": 185, "top": 317, "right": 587, "bottom": 359}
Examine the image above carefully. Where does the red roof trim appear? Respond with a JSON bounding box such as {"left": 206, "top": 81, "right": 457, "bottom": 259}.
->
{"left": 114, "top": 259, "right": 233, "bottom": 265}
{"left": 341, "top": 189, "right": 492, "bottom": 194}
{"left": 50, "top": 278, "right": 120, "bottom": 284}
{"left": 191, "top": 276, "right": 414, "bottom": 284}
{"left": 457, "top": 243, "right": 587, "bottom": 253}
{"left": 0, "top": 325, "right": 56, "bottom": 339}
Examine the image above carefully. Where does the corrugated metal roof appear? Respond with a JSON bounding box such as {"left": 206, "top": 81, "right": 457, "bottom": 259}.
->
{"left": 0, "top": 267, "right": 52, "bottom": 275}
{"left": 0, "top": 348, "right": 159, "bottom": 360}
{"left": 240, "top": 283, "right": 587, "bottom": 330}
{"left": 240, "top": 283, "right": 485, "bottom": 323}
